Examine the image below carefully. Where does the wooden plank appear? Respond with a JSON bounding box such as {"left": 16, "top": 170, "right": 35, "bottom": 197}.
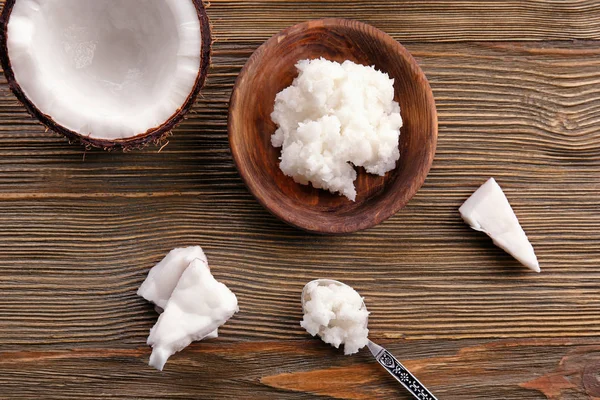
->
{"left": 0, "top": 339, "right": 599, "bottom": 399}
{"left": 207, "top": 0, "right": 600, "bottom": 43}
{"left": 0, "top": 195, "right": 598, "bottom": 348}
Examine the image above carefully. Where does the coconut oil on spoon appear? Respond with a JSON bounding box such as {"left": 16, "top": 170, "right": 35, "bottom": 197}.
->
{"left": 301, "top": 279, "right": 437, "bottom": 400}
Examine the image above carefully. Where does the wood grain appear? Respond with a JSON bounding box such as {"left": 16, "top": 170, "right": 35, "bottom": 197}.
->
{"left": 0, "top": 0, "right": 599, "bottom": 399}
{"left": 208, "top": 0, "right": 600, "bottom": 43}
{"left": 1, "top": 339, "right": 599, "bottom": 399}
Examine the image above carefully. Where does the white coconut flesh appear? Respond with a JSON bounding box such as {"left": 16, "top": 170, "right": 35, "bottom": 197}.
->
{"left": 6, "top": 0, "right": 203, "bottom": 140}
{"left": 460, "top": 178, "right": 540, "bottom": 272}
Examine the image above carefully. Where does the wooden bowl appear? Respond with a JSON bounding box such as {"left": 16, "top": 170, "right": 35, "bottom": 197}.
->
{"left": 228, "top": 19, "right": 437, "bottom": 234}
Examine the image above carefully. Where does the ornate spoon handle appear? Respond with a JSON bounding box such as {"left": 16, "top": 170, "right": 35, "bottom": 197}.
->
{"left": 367, "top": 340, "right": 437, "bottom": 400}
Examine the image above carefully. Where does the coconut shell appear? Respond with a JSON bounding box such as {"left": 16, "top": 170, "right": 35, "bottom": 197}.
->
{"left": 0, "top": 0, "right": 212, "bottom": 151}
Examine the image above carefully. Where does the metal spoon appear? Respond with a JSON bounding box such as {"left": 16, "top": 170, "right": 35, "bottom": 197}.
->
{"left": 302, "top": 279, "right": 437, "bottom": 400}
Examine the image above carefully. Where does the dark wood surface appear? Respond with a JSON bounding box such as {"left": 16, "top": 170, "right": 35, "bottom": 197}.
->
{"left": 229, "top": 18, "right": 437, "bottom": 234}
{"left": 1, "top": 1, "right": 599, "bottom": 399}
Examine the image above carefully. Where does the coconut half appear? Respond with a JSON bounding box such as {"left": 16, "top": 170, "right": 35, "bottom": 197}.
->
{"left": 0, "top": 0, "right": 211, "bottom": 150}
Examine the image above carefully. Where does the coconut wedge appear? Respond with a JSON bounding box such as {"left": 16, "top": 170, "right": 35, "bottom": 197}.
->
{"left": 147, "top": 259, "right": 238, "bottom": 371}
{"left": 0, "top": 0, "right": 211, "bottom": 150}
{"left": 138, "top": 246, "right": 218, "bottom": 338}
{"left": 460, "top": 178, "right": 540, "bottom": 272}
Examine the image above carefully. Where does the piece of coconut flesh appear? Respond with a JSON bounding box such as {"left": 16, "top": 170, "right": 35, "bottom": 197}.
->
{"left": 6, "top": 0, "right": 203, "bottom": 140}
{"left": 301, "top": 280, "right": 369, "bottom": 355}
{"left": 460, "top": 178, "right": 540, "bottom": 272}
{"left": 138, "top": 247, "right": 218, "bottom": 343}
{"left": 147, "top": 258, "right": 239, "bottom": 371}
{"left": 138, "top": 246, "right": 209, "bottom": 310}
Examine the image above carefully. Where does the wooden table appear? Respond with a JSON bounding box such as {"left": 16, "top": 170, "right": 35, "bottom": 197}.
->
{"left": 1, "top": 1, "right": 599, "bottom": 399}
